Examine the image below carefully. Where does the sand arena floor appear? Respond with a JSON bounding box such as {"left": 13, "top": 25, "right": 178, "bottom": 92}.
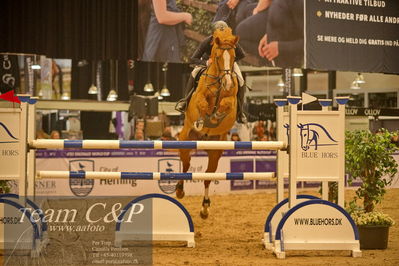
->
{"left": 1, "top": 189, "right": 398, "bottom": 266}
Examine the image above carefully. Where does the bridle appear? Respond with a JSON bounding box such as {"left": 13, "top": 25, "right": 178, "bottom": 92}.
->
{"left": 201, "top": 42, "right": 237, "bottom": 119}
{"left": 202, "top": 43, "right": 236, "bottom": 88}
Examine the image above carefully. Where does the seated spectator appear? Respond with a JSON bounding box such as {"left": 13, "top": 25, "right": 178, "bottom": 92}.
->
{"left": 231, "top": 132, "right": 241, "bottom": 141}
{"left": 50, "top": 130, "right": 61, "bottom": 139}
{"left": 36, "top": 129, "right": 49, "bottom": 139}
{"left": 235, "top": 0, "right": 272, "bottom": 61}
{"left": 160, "top": 131, "right": 176, "bottom": 141}
{"left": 213, "top": 0, "right": 258, "bottom": 30}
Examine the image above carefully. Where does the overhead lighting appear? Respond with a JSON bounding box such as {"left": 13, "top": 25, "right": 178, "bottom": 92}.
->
{"left": 350, "top": 81, "right": 361, "bottom": 90}
{"left": 160, "top": 62, "right": 170, "bottom": 97}
{"left": 77, "top": 60, "right": 88, "bottom": 67}
{"left": 61, "top": 92, "right": 70, "bottom": 100}
{"left": 88, "top": 84, "right": 98, "bottom": 94}
{"left": 32, "top": 55, "right": 41, "bottom": 69}
{"left": 88, "top": 61, "right": 99, "bottom": 95}
{"left": 106, "top": 89, "right": 118, "bottom": 101}
{"left": 144, "top": 62, "right": 154, "bottom": 92}
{"left": 160, "top": 85, "right": 170, "bottom": 97}
{"left": 144, "top": 82, "right": 154, "bottom": 92}
{"left": 355, "top": 73, "right": 365, "bottom": 84}
{"left": 293, "top": 68, "right": 303, "bottom": 77}
{"left": 277, "top": 76, "right": 284, "bottom": 87}
{"left": 154, "top": 91, "right": 163, "bottom": 100}
{"left": 107, "top": 60, "right": 118, "bottom": 101}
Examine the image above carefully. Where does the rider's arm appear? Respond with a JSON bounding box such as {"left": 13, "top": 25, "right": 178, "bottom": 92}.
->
{"left": 153, "top": 0, "right": 192, "bottom": 25}
{"left": 235, "top": 43, "right": 246, "bottom": 61}
{"left": 190, "top": 36, "right": 213, "bottom": 66}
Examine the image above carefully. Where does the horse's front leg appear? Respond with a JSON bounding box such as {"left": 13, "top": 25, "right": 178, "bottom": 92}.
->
{"left": 194, "top": 93, "right": 209, "bottom": 131}
{"left": 212, "top": 96, "right": 235, "bottom": 122}
{"left": 176, "top": 148, "right": 191, "bottom": 199}
{"left": 200, "top": 149, "right": 223, "bottom": 219}
{"left": 176, "top": 126, "right": 191, "bottom": 199}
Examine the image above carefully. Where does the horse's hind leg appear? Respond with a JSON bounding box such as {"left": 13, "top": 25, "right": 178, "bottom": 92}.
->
{"left": 200, "top": 149, "right": 223, "bottom": 219}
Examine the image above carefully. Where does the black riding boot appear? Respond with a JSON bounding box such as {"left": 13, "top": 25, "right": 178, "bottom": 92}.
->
{"left": 236, "top": 85, "right": 247, "bottom": 123}
{"left": 175, "top": 75, "right": 196, "bottom": 113}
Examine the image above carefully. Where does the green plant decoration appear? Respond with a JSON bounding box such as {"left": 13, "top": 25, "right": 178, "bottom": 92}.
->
{"left": 345, "top": 129, "right": 398, "bottom": 225}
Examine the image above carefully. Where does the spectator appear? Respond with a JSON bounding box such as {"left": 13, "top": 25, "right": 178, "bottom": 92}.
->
{"left": 258, "top": 0, "right": 304, "bottom": 68}
{"left": 142, "top": 0, "right": 192, "bottom": 63}
{"left": 50, "top": 130, "right": 61, "bottom": 139}
{"left": 213, "top": 0, "right": 258, "bottom": 30}
{"left": 231, "top": 132, "right": 241, "bottom": 141}
{"left": 134, "top": 131, "right": 145, "bottom": 141}
{"left": 36, "top": 129, "right": 49, "bottom": 139}
{"left": 235, "top": 0, "right": 272, "bottom": 61}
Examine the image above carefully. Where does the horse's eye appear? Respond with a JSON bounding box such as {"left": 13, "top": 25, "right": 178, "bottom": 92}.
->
{"left": 304, "top": 134, "right": 307, "bottom": 136}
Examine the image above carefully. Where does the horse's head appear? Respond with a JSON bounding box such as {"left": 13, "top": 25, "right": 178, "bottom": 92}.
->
{"left": 211, "top": 28, "right": 239, "bottom": 91}
{"left": 297, "top": 123, "right": 319, "bottom": 151}
{"left": 298, "top": 123, "right": 310, "bottom": 151}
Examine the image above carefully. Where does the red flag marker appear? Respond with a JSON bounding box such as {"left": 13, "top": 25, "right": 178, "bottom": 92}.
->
{"left": 0, "top": 90, "right": 21, "bottom": 104}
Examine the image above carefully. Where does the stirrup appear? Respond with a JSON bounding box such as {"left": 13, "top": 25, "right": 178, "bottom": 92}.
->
{"left": 175, "top": 99, "right": 187, "bottom": 113}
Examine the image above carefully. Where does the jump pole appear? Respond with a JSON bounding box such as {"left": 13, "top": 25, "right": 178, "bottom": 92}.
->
{"left": 37, "top": 171, "right": 275, "bottom": 180}
{"left": 30, "top": 139, "right": 287, "bottom": 150}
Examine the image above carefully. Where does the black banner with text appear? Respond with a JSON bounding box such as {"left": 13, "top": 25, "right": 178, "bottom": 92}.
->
{"left": 306, "top": 0, "right": 399, "bottom": 74}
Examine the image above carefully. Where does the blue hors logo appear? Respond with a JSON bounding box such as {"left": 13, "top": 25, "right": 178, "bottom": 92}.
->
{"left": 0, "top": 122, "right": 18, "bottom": 144}
{"left": 158, "top": 158, "right": 181, "bottom": 194}
{"left": 284, "top": 123, "right": 338, "bottom": 151}
{"left": 69, "top": 159, "right": 95, "bottom": 197}
{"left": 298, "top": 123, "right": 338, "bottom": 151}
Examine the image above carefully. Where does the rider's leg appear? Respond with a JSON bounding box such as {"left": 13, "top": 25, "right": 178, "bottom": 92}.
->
{"left": 233, "top": 62, "right": 247, "bottom": 123}
{"left": 175, "top": 67, "right": 202, "bottom": 113}
{"left": 175, "top": 75, "right": 195, "bottom": 113}
{"left": 237, "top": 85, "right": 247, "bottom": 123}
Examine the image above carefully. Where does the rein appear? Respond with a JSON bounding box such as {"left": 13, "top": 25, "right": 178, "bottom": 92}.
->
{"left": 200, "top": 43, "right": 236, "bottom": 120}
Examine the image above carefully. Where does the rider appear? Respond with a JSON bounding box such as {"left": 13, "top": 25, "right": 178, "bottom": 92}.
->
{"left": 175, "top": 21, "right": 248, "bottom": 123}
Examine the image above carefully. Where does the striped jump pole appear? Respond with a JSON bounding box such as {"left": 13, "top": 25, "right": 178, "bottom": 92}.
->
{"left": 30, "top": 140, "right": 287, "bottom": 150}
{"left": 37, "top": 171, "right": 275, "bottom": 180}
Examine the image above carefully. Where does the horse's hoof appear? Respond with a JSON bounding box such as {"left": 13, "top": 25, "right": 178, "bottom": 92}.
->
{"left": 200, "top": 208, "right": 209, "bottom": 219}
{"left": 176, "top": 189, "right": 185, "bottom": 199}
{"left": 202, "top": 197, "right": 211, "bottom": 207}
{"left": 194, "top": 119, "right": 204, "bottom": 131}
{"left": 175, "top": 183, "right": 185, "bottom": 199}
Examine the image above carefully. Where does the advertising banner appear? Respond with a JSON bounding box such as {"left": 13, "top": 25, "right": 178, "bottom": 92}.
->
{"left": 138, "top": 0, "right": 304, "bottom": 68}
{"left": 0, "top": 54, "right": 20, "bottom": 93}
{"left": 306, "top": 0, "right": 399, "bottom": 73}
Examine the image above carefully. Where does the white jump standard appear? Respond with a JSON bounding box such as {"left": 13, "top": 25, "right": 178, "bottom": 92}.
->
{"left": 264, "top": 96, "right": 361, "bottom": 258}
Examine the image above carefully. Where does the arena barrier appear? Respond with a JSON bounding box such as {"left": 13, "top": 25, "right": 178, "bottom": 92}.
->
{"left": 0, "top": 95, "right": 362, "bottom": 258}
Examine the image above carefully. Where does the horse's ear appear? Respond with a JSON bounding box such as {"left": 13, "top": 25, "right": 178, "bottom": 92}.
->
{"left": 214, "top": 37, "right": 221, "bottom": 46}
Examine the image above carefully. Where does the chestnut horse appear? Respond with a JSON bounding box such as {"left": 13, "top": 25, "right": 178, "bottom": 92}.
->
{"left": 176, "top": 28, "right": 239, "bottom": 219}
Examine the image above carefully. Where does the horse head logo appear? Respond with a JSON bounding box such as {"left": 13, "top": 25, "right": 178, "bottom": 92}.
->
{"left": 297, "top": 123, "right": 337, "bottom": 151}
